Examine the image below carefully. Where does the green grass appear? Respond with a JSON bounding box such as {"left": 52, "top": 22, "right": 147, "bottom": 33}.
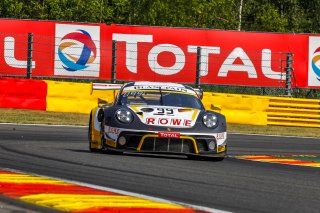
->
{"left": 228, "top": 124, "right": 320, "bottom": 137}
{"left": 1, "top": 108, "right": 319, "bottom": 138}
{"left": 0, "top": 108, "right": 88, "bottom": 126}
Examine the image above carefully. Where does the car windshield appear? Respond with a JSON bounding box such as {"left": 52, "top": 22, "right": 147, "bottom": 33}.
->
{"left": 118, "top": 91, "right": 203, "bottom": 110}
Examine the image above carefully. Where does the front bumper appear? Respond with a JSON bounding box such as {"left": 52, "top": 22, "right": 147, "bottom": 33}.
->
{"left": 104, "top": 130, "right": 227, "bottom": 156}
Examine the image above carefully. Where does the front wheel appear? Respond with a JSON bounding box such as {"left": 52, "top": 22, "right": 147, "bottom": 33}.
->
{"left": 187, "top": 155, "right": 200, "bottom": 160}
{"left": 209, "top": 157, "right": 225, "bottom": 161}
{"left": 88, "top": 117, "right": 100, "bottom": 152}
{"left": 187, "top": 155, "right": 226, "bottom": 161}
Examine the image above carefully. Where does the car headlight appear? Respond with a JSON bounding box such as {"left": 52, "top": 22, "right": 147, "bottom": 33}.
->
{"left": 116, "top": 109, "right": 133, "bottom": 123}
{"left": 203, "top": 113, "right": 218, "bottom": 128}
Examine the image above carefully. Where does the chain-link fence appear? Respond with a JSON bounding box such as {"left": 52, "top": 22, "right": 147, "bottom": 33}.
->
{"left": 112, "top": 40, "right": 297, "bottom": 97}
{"left": 1, "top": 32, "right": 317, "bottom": 98}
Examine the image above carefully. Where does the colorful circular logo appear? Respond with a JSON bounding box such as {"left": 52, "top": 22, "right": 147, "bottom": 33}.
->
{"left": 311, "top": 47, "right": 320, "bottom": 80}
{"left": 58, "top": 30, "right": 97, "bottom": 72}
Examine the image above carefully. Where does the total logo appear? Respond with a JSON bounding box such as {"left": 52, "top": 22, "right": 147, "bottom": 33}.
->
{"left": 54, "top": 24, "right": 100, "bottom": 77}
{"left": 58, "top": 30, "right": 97, "bottom": 72}
{"left": 311, "top": 48, "right": 320, "bottom": 80}
{"left": 308, "top": 37, "right": 320, "bottom": 86}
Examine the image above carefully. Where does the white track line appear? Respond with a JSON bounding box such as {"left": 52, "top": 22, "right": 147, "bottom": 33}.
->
{"left": 1, "top": 167, "right": 232, "bottom": 213}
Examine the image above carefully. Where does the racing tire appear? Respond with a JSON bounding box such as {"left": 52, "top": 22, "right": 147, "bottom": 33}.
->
{"left": 88, "top": 116, "right": 100, "bottom": 152}
{"left": 209, "top": 157, "right": 225, "bottom": 161}
{"left": 187, "top": 155, "right": 201, "bottom": 160}
{"left": 187, "top": 155, "right": 225, "bottom": 161}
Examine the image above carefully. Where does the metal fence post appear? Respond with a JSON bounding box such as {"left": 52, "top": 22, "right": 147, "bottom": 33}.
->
{"left": 196, "top": 47, "right": 202, "bottom": 88}
{"left": 285, "top": 53, "right": 293, "bottom": 96}
{"left": 111, "top": 40, "right": 117, "bottom": 83}
{"left": 26, "top": 33, "right": 33, "bottom": 79}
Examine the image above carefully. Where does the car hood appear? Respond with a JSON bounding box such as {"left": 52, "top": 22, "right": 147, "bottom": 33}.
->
{"left": 128, "top": 105, "right": 200, "bottom": 128}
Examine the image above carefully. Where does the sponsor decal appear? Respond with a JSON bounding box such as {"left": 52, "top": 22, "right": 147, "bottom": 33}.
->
{"left": 158, "top": 132, "right": 180, "bottom": 138}
{"left": 308, "top": 37, "right": 320, "bottom": 86}
{"left": 123, "top": 91, "right": 146, "bottom": 97}
{"left": 4, "top": 37, "right": 36, "bottom": 69}
{"left": 105, "top": 126, "right": 121, "bottom": 140}
{"left": 153, "top": 108, "right": 174, "bottom": 116}
{"left": 216, "top": 132, "right": 225, "bottom": 140}
{"left": 134, "top": 85, "right": 188, "bottom": 92}
{"left": 128, "top": 106, "right": 199, "bottom": 128}
{"left": 54, "top": 24, "right": 100, "bottom": 77}
{"left": 146, "top": 117, "right": 192, "bottom": 127}
{"left": 108, "top": 127, "right": 120, "bottom": 135}
{"left": 112, "top": 33, "right": 285, "bottom": 82}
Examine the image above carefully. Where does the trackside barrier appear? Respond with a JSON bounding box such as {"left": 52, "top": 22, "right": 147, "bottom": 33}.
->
{"left": 202, "top": 93, "right": 269, "bottom": 125}
{"left": 1, "top": 78, "right": 319, "bottom": 128}
{"left": 203, "top": 92, "right": 320, "bottom": 128}
{"left": 45, "top": 81, "right": 115, "bottom": 114}
{"left": 0, "top": 77, "right": 47, "bottom": 110}
{"left": 267, "top": 97, "right": 320, "bottom": 127}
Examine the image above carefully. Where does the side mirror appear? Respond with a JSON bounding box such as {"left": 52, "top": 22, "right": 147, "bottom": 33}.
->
{"left": 211, "top": 104, "right": 221, "bottom": 111}
{"left": 98, "top": 98, "right": 108, "bottom": 105}
{"left": 194, "top": 88, "right": 203, "bottom": 100}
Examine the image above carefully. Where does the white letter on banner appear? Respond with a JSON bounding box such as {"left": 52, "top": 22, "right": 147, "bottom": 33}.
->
{"left": 112, "top": 34, "right": 153, "bottom": 73}
{"left": 4, "top": 37, "right": 36, "bottom": 68}
{"left": 148, "top": 44, "right": 185, "bottom": 75}
{"left": 262, "top": 49, "right": 285, "bottom": 80}
{"left": 188, "top": 46, "right": 220, "bottom": 76}
{"left": 218, "top": 47, "right": 257, "bottom": 78}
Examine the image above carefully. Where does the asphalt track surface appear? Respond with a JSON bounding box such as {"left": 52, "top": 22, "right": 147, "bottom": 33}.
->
{"left": 0, "top": 124, "right": 320, "bottom": 213}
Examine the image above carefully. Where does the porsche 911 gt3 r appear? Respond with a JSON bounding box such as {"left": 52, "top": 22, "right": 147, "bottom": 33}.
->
{"left": 88, "top": 82, "right": 227, "bottom": 160}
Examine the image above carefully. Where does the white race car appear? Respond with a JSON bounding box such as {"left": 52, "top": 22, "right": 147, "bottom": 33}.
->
{"left": 89, "top": 81, "right": 227, "bottom": 160}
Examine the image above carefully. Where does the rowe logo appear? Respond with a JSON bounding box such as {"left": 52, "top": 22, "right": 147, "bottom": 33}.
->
{"left": 158, "top": 132, "right": 180, "bottom": 138}
{"left": 146, "top": 118, "right": 192, "bottom": 127}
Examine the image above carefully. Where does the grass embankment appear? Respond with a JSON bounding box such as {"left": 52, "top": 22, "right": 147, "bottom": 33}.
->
{"left": 1, "top": 108, "right": 319, "bottom": 138}
{"left": 0, "top": 108, "right": 88, "bottom": 126}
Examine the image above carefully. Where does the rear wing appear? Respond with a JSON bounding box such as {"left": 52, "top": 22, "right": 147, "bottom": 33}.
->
{"left": 91, "top": 83, "right": 123, "bottom": 105}
{"left": 90, "top": 83, "right": 123, "bottom": 94}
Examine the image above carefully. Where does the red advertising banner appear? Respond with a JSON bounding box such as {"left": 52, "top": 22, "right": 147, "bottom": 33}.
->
{"left": 0, "top": 19, "right": 110, "bottom": 79}
{"left": 0, "top": 20, "right": 54, "bottom": 77}
{"left": 0, "top": 19, "right": 318, "bottom": 88}
{"left": 109, "top": 24, "right": 311, "bottom": 88}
